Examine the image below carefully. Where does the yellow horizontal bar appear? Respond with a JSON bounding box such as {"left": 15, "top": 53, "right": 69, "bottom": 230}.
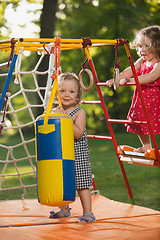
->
{"left": 20, "top": 38, "right": 84, "bottom": 43}
{"left": 0, "top": 38, "right": 125, "bottom": 53}
{"left": 25, "top": 47, "right": 44, "bottom": 52}
{"left": 22, "top": 42, "right": 113, "bottom": 50}
{"left": 0, "top": 38, "right": 118, "bottom": 44}
{"left": 0, "top": 43, "right": 11, "bottom": 47}
{"left": 21, "top": 43, "right": 44, "bottom": 47}
{"left": 0, "top": 44, "right": 115, "bottom": 53}
{"left": 0, "top": 38, "right": 18, "bottom": 44}
{"left": 24, "top": 38, "right": 118, "bottom": 44}
{"left": 22, "top": 38, "right": 56, "bottom": 43}
{"left": 0, "top": 46, "right": 11, "bottom": 50}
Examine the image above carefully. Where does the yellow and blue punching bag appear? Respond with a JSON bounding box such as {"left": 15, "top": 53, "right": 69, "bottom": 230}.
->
{"left": 35, "top": 113, "right": 76, "bottom": 206}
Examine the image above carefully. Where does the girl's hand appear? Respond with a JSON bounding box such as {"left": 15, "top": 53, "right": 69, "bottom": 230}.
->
{"left": 119, "top": 78, "right": 131, "bottom": 86}
{"left": 51, "top": 106, "right": 67, "bottom": 114}
{"left": 106, "top": 79, "right": 114, "bottom": 87}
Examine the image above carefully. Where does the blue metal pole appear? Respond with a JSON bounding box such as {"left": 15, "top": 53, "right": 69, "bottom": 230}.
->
{"left": 0, "top": 54, "right": 18, "bottom": 111}
{"left": 0, "top": 38, "right": 23, "bottom": 112}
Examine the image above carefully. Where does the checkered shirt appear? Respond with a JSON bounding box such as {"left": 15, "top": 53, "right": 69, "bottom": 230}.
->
{"left": 69, "top": 108, "right": 92, "bottom": 190}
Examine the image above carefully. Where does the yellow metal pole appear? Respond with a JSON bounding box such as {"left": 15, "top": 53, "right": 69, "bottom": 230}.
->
{"left": 44, "top": 77, "right": 62, "bottom": 125}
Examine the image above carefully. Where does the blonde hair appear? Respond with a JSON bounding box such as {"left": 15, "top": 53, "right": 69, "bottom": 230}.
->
{"left": 131, "top": 25, "right": 160, "bottom": 58}
{"left": 58, "top": 72, "right": 83, "bottom": 105}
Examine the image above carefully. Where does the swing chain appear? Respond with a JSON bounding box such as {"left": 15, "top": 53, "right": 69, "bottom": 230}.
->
{"left": 81, "top": 37, "right": 92, "bottom": 71}
{"left": 114, "top": 40, "right": 122, "bottom": 70}
{"left": 0, "top": 93, "right": 9, "bottom": 135}
{"left": 114, "top": 39, "right": 129, "bottom": 69}
{"left": 43, "top": 42, "right": 50, "bottom": 56}
{"left": 7, "top": 38, "right": 16, "bottom": 67}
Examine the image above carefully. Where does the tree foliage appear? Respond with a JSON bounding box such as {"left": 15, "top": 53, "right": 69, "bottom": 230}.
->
{"left": 54, "top": 0, "right": 160, "bottom": 133}
{"left": 0, "top": 0, "right": 160, "bottom": 133}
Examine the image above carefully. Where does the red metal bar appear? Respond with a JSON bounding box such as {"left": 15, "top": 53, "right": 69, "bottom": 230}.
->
{"left": 92, "top": 174, "right": 98, "bottom": 191}
{"left": 125, "top": 42, "right": 160, "bottom": 164}
{"left": 81, "top": 100, "right": 101, "bottom": 104}
{"left": 86, "top": 50, "right": 134, "bottom": 202}
{"left": 87, "top": 135, "right": 112, "bottom": 140}
{"left": 108, "top": 119, "right": 147, "bottom": 124}
{"left": 97, "top": 82, "right": 135, "bottom": 86}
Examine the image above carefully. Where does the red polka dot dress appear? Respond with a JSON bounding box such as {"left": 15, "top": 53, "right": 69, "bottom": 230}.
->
{"left": 126, "top": 60, "right": 160, "bottom": 135}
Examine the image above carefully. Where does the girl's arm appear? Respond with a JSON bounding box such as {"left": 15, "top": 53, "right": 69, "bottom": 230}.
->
{"left": 106, "top": 58, "right": 142, "bottom": 87}
{"left": 120, "top": 61, "right": 160, "bottom": 85}
{"left": 51, "top": 106, "right": 86, "bottom": 139}
{"left": 119, "top": 58, "right": 142, "bottom": 79}
{"left": 73, "top": 109, "right": 86, "bottom": 139}
{"left": 51, "top": 106, "right": 66, "bottom": 113}
{"left": 135, "top": 61, "right": 160, "bottom": 84}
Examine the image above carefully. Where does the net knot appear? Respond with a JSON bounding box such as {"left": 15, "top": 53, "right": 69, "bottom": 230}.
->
{"left": 51, "top": 73, "right": 57, "bottom": 80}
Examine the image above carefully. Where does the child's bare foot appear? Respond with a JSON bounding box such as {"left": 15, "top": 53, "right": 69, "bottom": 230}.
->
{"left": 134, "top": 145, "right": 151, "bottom": 153}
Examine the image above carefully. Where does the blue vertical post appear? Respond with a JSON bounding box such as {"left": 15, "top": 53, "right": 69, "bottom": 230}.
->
{"left": 0, "top": 39, "right": 23, "bottom": 111}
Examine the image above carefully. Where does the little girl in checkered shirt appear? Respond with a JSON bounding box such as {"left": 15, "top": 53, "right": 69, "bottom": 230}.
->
{"left": 49, "top": 72, "right": 96, "bottom": 223}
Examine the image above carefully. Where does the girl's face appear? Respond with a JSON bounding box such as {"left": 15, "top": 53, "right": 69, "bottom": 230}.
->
{"left": 137, "top": 36, "right": 156, "bottom": 62}
{"left": 59, "top": 79, "right": 79, "bottom": 108}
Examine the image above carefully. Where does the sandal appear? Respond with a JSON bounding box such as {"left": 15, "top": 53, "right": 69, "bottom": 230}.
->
{"left": 78, "top": 213, "right": 96, "bottom": 223}
{"left": 49, "top": 208, "right": 71, "bottom": 218}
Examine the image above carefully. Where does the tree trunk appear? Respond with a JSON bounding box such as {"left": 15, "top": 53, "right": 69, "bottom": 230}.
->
{"left": 37, "top": 0, "right": 58, "bottom": 115}
{"left": 40, "top": 0, "right": 58, "bottom": 38}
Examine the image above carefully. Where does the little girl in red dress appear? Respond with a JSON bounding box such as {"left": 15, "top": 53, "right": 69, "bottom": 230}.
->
{"left": 106, "top": 25, "right": 160, "bottom": 152}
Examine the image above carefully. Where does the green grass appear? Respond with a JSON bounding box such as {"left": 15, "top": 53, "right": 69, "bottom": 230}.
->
{"left": 89, "top": 133, "right": 160, "bottom": 211}
{"left": 0, "top": 132, "right": 160, "bottom": 211}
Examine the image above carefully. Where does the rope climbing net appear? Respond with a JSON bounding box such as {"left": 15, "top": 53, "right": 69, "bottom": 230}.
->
{"left": 0, "top": 47, "right": 48, "bottom": 199}
{"left": 0, "top": 37, "right": 115, "bottom": 199}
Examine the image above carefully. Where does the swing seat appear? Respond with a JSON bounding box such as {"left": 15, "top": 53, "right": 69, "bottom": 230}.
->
{"left": 145, "top": 148, "right": 160, "bottom": 160}
{"left": 117, "top": 145, "right": 160, "bottom": 168}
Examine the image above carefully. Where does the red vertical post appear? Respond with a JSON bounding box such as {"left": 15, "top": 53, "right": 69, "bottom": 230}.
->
{"left": 125, "top": 42, "right": 160, "bottom": 164}
{"left": 85, "top": 47, "right": 134, "bottom": 204}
